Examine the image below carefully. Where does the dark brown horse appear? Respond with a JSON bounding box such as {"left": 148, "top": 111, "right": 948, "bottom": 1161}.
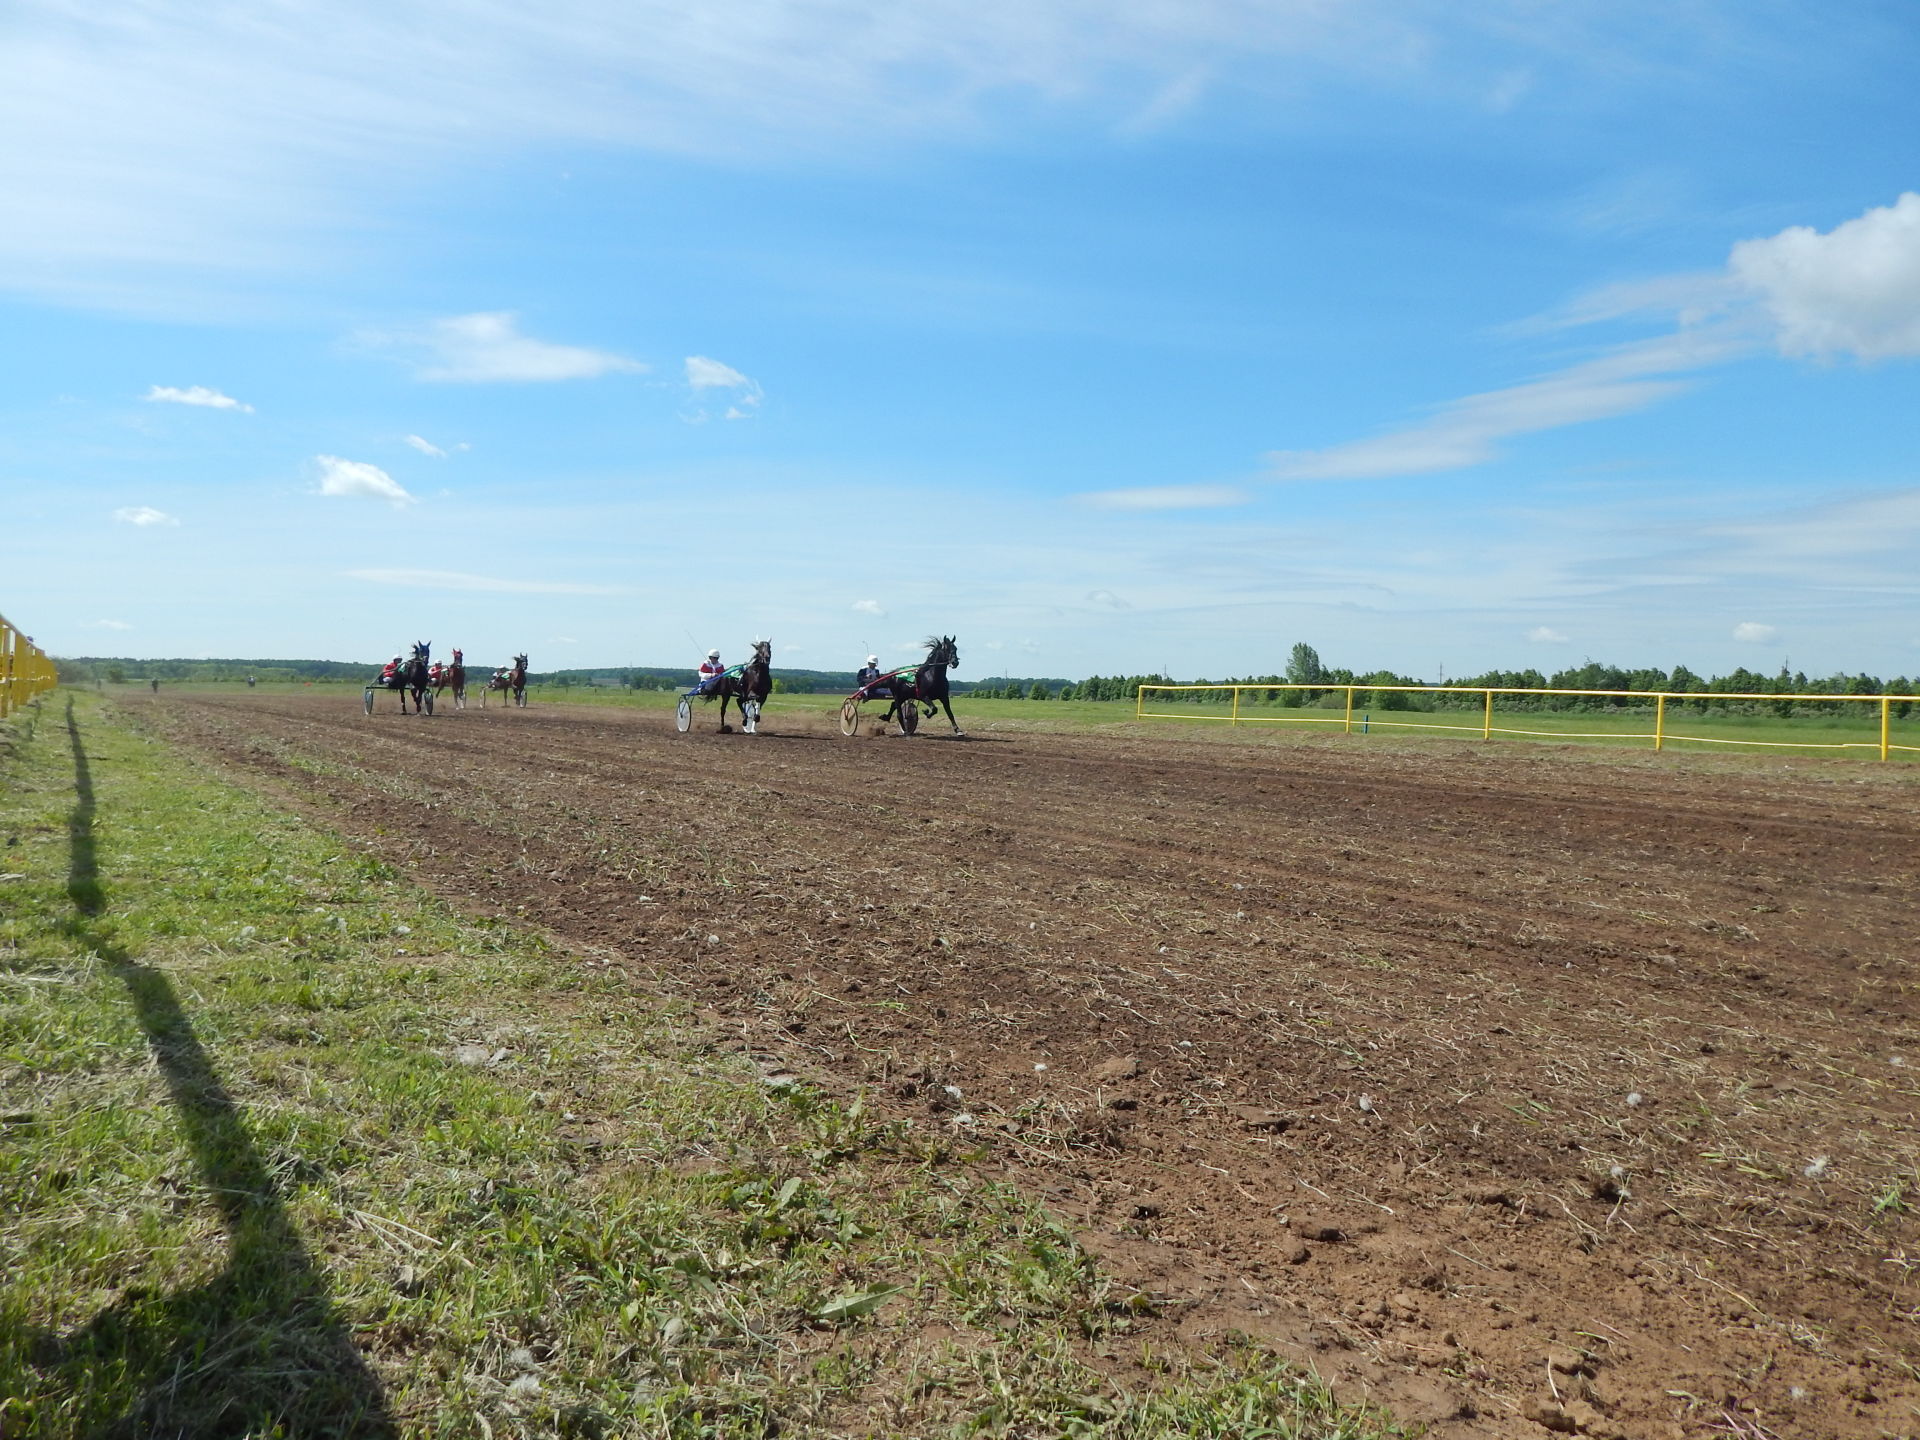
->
{"left": 481, "top": 654, "right": 528, "bottom": 708}
{"left": 878, "top": 635, "right": 963, "bottom": 737}
{"left": 435, "top": 648, "right": 468, "bottom": 710}
{"left": 710, "top": 640, "right": 772, "bottom": 733}
{"left": 367, "top": 641, "right": 432, "bottom": 715}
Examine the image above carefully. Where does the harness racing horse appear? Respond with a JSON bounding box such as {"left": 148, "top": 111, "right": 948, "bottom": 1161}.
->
{"left": 435, "top": 648, "right": 468, "bottom": 710}
{"left": 482, "top": 654, "right": 529, "bottom": 708}
{"left": 709, "top": 640, "right": 772, "bottom": 734}
{"left": 878, "top": 635, "right": 964, "bottom": 737}
{"left": 367, "top": 641, "right": 433, "bottom": 715}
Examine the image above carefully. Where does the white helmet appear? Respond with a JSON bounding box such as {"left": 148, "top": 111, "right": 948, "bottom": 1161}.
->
{"left": 707, "top": 648, "right": 720, "bottom": 659}
{"left": 866, "top": 655, "right": 878, "bottom": 665}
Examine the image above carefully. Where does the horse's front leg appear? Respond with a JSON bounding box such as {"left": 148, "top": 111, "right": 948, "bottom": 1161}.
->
{"left": 939, "top": 696, "right": 965, "bottom": 736}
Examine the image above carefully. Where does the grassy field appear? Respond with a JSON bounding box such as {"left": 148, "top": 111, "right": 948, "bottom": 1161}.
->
{"left": 0, "top": 692, "right": 1402, "bottom": 1438}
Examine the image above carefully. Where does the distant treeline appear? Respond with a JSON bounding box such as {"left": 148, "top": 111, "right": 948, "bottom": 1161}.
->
{"left": 54, "top": 647, "right": 1919, "bottom": 715}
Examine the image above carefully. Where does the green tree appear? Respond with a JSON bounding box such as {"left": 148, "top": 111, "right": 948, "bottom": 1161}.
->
{"left": 1286, "top": 643, "right": 1326, "bottom": 685}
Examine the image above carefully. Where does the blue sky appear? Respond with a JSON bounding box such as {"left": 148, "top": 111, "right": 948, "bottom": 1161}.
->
{"left": 5, "top": 1, "right": 1918, "bottom": 679}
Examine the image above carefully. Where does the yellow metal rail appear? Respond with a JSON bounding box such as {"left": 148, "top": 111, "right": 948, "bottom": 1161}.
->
{"left": 1136, "top": 682, "right": 1920, "bottom": 762}
{"left": 0, "top": 611, "right": 59, "bottom": 719}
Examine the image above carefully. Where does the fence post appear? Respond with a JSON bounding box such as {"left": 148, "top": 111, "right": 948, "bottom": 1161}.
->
{"left": 1134, "top": 686, "right": 1142, "bottom": 720}
{"left": 1343, "top": 686, "right": 1354, "bottom": 734}
{"left": 1882, "top": 696, "right": 1891, "bottom": 762}
{"left": 1482, "top": 689, "right": 1492, "bottom": 740}
{"left": 1654, "top": 694, "right": 1666, "bottom": 752}
{"left": 1231, "top": 687, "right": 1240, "bottom": 727}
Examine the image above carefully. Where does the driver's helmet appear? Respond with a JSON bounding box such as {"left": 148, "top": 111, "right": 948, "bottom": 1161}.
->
{"left": 707, "top": 648, "right": 720, "bottom": 659}
{"left": 866, "top": 655, "right": 878, "bottom": 665}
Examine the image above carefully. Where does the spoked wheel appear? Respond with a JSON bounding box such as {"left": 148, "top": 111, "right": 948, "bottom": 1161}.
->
{"left": 363, "top": 687, "right": 375, "bottom": 716}
{"left": 899, "top": 702, "right": 920, "bottom": 736}
{"left": 839, "top": 698, "right": 860, "bottom": 736}
{"left": 675, "top": 696, "right": 693, "bottom": 733}
{"left": 423, "top": 691, "right": 434, "bottom": 715}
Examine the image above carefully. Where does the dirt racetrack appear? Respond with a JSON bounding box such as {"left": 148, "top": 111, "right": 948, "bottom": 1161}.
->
{"left": 141, "top": 691, "right": 1920, "bottom": 1439}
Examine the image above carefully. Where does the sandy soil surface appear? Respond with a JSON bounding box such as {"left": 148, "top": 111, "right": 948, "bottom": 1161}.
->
{"left": 138, "top": 691, "right": 1920, "bottom": 1439}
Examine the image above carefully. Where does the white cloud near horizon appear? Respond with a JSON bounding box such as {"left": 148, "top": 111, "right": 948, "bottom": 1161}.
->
{"left": 1527, "top": 626, "right": 1569, "bottom": 643}
{"left": 316, "top": 455, "right": 414, "bottom": 505}
{"left": 86, "top": 619, "right": 134, "bottom": 630}
{"left": 112, "top": 505, "right": 178, "bottom": 527}
{"left": 852, "top": 599, "right": 885, "bottom": 616}
{"left": 1267, "top": 194, "right": 1920, "bottom": 482}
{"left": 145, "top": 384, "right": 252, "bottom": 412}
{"left": 371, "top": 313, "right": 646, "bottom": 383}
{"left": 1733, "top": 621, "right": 1778, "bottom": 643}
{"left": 403, "top": 433, "right": 448, "bottom": 457}
{"left": 1079, "top": 484, "right": 1249, "bottom": 511}
{"left": 345, "top": 569, "right": 631, "bottom": 595}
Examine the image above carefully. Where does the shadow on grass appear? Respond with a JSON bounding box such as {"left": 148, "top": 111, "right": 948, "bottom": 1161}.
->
{"left": 40, "top": 698, "right": 394, "bottom": 1436}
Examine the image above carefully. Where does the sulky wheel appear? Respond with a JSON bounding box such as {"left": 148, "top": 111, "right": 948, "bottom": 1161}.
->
{"left": 839, "top": 697, "right": 860, "bottom": 736}
{"left": 675, "top": 696, "right": 693, "bottom": 733}
{"left": 423, "top": 691, "right": 434, "bottom": 715}
{"left": 899, "top": 701, "right": 919, "bottom": 736}
{"left": 363, "top": 687, "right": 376, "bottom": 716}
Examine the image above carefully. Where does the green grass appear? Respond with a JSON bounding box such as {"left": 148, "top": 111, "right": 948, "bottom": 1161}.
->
{"left": 0, "top": 693, "right": 1404, "bottom": 1439}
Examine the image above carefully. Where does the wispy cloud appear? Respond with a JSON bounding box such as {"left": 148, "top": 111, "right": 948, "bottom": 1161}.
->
{"left": 1268, "top": 194, "right": 1920, "bottom": 482}
{"left": 1079, "top": 484, "right": 1249, "bottom": 511}
{"left": 1086, "top": 589, "right": 1130, "bottom": 609}
{"left": 1526, "top": 625, "right": 1569, "bottom": 644}
{"left": 371, "top": 313, "right": 646, "bottom": 383}
{"left": 684, "top": 355, "right": 762, "bottom": 421}
{"left": 1, "top": 3, "right": 1766, "bottom": 308}
{"left": 852, "top": 599, "right": 885, "bottom": 617}
{"left": 1733, "top": 621, "right": 1778, "bottom": 644}
{"left": 345, "top": 569, "right": 630, "bottom": 596}
{"left": 85, "top": 618, "right": 134, "bottom": 630}
{"left": 112, "top": 505, "right": 178, "bottom": 527}
{"left": 403, "top": 433, "right": 448, "bottom": 457}
{"left": 316, "top": 455, "right": 413, "bottom": 506}
{"left": 145, "top": 384, "right": 252, "bottom": 412}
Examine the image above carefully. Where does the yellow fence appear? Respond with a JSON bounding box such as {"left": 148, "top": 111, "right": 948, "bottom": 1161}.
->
{"left": 1136, "top": 683, "right": 1920, "bottom": 761}
{"left": 0, "top": 611, "right": 59, "bottom": 719}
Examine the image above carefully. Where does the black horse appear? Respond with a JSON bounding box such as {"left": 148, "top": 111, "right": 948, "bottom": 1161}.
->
{"left": 710, "top": 640, "right": 772, "bottom": 734}
{"left": 879, "top": 635, "right": 963, "bottom": 737}
{"left": 368, "top": 641, "right": 432, "bottom": 715}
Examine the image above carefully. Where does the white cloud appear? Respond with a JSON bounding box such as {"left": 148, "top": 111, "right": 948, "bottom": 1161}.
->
{"left": 852, "top": 599, "right": 886, "bottom": 617}
{"left": 1730, "top": 193, "right": 1920, "bottom": 361}
{"left": 145, "top": 384, "right": 252, "bottom": 412}
{"left": 1266, "top": 194, "right": 1920, "bottom": 482}
{"left": 685, "top": 355, "right": 762, "bottom": 420}
{"left": 403, "top": 433, "right": 448, "bottom": 457}
{"left": 686, "top": 356, "right": 751, "bottom": 390}
{"left": 112, "top": 505, "right": 178, "bottom": 527}
{"left": 1079, "top": 484, "right": 1250, "bottom": 511}
{"left": 1733, "top": 621, "right": 1779, "bottom": 644}
{"left": 345, "top": 569, "right": 630, "bottom": 595}
{"left": 316, "top": 455, "right": 413, "bottom": 506}
{"left": 1526, "top": 626, "right": 1569, "bottom": 643}
{"left": 1266, "top": 330, "right": 1743, "bottom": 481}
{"left": 85, "top": 619, "right": 134, "bottom": 630}
{"left": 373, "top": 313, "right": 646, "bottom": 383}
{"left": 1086, "top": 589, "right": 1129, "bottom": 609}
